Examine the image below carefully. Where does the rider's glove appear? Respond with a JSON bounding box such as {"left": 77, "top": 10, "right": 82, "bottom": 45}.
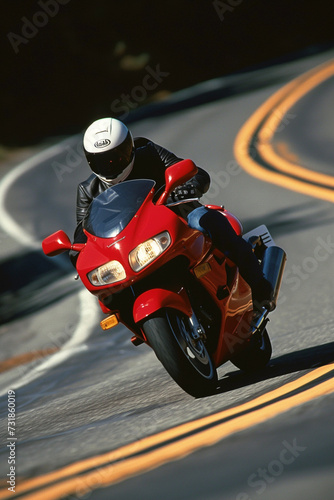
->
{"left": 171, "top": 182, "right": 202, "bottom": 202}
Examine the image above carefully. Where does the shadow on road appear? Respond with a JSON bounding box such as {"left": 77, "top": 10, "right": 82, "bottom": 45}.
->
{"left": 0, "top": 250, "right": 78, "bottom": 324}
{"left": 216, "top": 341, "right": 334, "bottom": 394}
{"left": 243, "top": 201, "right": 334, "bottom": 239}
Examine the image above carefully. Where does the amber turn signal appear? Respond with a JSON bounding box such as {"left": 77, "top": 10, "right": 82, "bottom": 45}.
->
{"left": 100, "top": 314, "right": 119, "bottom": 330}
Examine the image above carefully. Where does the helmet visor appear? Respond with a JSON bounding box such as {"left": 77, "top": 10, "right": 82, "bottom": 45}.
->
{"left": 86, "top": 131, "right": 134, "bottom": 181}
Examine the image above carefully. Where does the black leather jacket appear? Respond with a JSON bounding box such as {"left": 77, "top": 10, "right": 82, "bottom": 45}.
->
{"left": 75, "top": 137, "right": 210, "bottom": 225}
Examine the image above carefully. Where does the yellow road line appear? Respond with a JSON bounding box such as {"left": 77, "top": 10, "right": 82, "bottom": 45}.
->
{"left": 2, "top": 363, "right": 333, "bottom": 499}
{"left": 234, "top": 59, "right": 334, "bottom": 202}
{"left": 16, "top": 375, "right": 334, "bottom": 499}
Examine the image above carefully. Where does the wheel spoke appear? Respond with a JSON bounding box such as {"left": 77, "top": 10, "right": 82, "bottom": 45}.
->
{"left": 168, "top": 312, "right": 213, "bottom": 376}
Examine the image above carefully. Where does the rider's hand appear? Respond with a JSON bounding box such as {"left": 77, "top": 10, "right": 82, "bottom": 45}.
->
{"left": 171, "top": 182, "right": 202, "bottom": 202}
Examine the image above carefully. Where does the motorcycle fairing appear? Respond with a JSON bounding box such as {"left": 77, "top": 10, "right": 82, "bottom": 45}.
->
{"left": 133, "top": 287, "right": 192, "bottom": 323}
{"left": 189, "top": 248, "right": 253, "bottom": 367}
{"left": 77, "top": 183, "right": 211, "bottom": 298}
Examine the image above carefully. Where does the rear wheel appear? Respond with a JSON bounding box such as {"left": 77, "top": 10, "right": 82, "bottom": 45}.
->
{"left": 142, "top": 309, "right": 217, "bottom": 397}
{"left": 230, "top": 328, "right": 272, "bottom": 372}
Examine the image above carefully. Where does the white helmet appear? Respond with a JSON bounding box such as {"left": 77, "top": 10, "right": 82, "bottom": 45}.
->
{"left": 83, "top": 118, "right": 134, "bottom": 184}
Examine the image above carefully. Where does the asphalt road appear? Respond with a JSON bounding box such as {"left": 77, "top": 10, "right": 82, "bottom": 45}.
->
{"left": 1, "top": 49, "right": 334, "bottom": 499}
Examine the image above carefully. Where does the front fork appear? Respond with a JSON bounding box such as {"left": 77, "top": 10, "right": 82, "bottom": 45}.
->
{"left": 188, "top": 310, "right": 207, "bottom": 343}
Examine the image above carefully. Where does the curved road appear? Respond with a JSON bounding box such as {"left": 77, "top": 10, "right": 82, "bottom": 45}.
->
{"left": 1, "top": 50, "right": 334, "bottom": 499}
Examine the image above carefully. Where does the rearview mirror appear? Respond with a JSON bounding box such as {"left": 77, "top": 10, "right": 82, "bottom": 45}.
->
{"left": 42, "top": 230, "right": 73, "bottom": 256}
{"left": 156, "top": 159, "right": 198, "bottom": 206}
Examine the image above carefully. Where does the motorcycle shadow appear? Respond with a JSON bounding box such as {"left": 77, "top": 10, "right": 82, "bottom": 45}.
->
{"left": 215, "top": 341, "right": 334, "bottom": 395}
{"left": 0, "top": 250, "right": 77, "bottom": 324}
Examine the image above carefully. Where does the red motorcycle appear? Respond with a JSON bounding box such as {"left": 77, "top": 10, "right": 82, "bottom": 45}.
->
{"left": 42, "top": 160, "right": 286, "bottom": 397}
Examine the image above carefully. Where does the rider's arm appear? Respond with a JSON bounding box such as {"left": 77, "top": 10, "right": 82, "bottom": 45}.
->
{"left": 76, "top": 182, "right": 93, "bottom": 224}
{"left": 71, "top": 182, "right": 92, "bottom": 267}
{"left": 151, "top": 142, "right": 211, "bottom": 195}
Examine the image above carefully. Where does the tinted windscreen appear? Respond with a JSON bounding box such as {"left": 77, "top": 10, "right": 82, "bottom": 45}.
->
{"left": 83, "top": 179, "right": 155, "bottom": 238}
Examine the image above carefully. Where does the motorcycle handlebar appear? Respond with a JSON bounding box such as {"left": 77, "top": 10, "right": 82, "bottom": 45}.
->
{"left": 165, "top": 197, "right": 200, "bottom": 207}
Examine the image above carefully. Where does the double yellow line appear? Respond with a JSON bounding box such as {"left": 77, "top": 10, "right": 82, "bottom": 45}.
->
{"left": 1, "top": 364, "right": 334, "bottom": 499}
{"left": 234, "top": 59, "right": 334, "bottom": 202}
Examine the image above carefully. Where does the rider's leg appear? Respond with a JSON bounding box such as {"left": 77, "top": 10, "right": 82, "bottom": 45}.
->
{"left": 187, "top": 206, "right": 273, "bottom": 310}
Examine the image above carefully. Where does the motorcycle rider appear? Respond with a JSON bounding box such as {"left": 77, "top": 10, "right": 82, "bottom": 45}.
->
{"left": 71, "top": 117, "right": 273, "bottom": 310}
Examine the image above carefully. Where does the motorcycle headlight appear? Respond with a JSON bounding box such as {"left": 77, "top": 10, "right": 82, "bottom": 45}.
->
{"left": 88, "top": 260, "right": 126, "bottom": 286}
{"left": 129, "top": 231, "right": 171, "bottom": 272}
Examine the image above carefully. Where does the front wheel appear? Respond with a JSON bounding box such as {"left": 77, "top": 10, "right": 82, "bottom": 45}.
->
{"left": 142, "top": 309, "right": 217, "bottom": 398}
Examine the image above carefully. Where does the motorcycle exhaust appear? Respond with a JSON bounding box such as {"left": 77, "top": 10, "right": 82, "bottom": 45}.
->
{"left": 261, "top": 245, "right": 287, "bottom": 309}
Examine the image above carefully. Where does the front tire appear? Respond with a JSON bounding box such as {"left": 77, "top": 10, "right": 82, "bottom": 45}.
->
{"left": 142, "top": 309, "right": 218, "bottom": 397}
